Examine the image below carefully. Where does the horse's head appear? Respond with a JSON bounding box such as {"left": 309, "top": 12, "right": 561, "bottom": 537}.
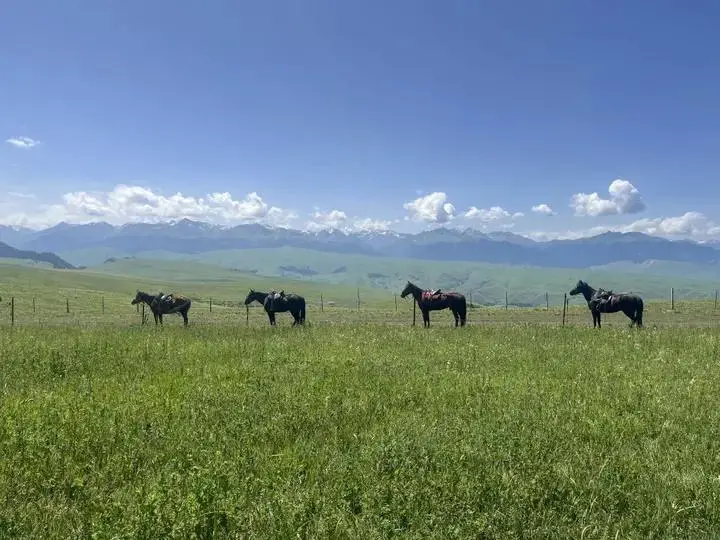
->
{"left": 243, "top": 289, "right": 257, "bottom": 305}
{"left": 131, "top": 290, "right": 142, "bottom": 305}
{"left": 569, "top": 280, "right": 587, "bottom": 296}
{"left": 400, "top": 281, "right": 414, "bottom": 298}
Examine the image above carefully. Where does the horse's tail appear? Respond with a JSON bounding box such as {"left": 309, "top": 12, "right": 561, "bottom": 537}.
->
{"left": 459, "top": 294, "right": 467, "bottom": 325}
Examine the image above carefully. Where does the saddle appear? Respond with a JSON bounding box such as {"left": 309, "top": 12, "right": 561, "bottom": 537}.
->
{"left": 590, "top": 288, "right": 615, "bottom": 311}
{"left": 420, "top": 289, "right": 442, "bottom": 303}
{"left": 269, "top": 290, "right": 286, "bottom": 309}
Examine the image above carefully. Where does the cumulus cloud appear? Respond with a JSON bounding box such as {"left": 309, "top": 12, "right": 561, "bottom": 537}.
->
{"left": 571, "top": 179, "right": 646, "bottom": 217}
{"left": 619, "top": 212, "right": 719, "bottom": 238}
{"left": 5, "top": 136, "right": 40, "bottom": 149}
{"left": 403, "top": 192, "right": 455, "bottom": 223}
{"left": 531, "top": 203, "right": 555, "bottom": 216}
{"left": 464, "top": 206, "right": 524, "bottom": 222}
{"left": 305, "top": 209, "right": 392, "bottom": 233}
{"left": 0, "top": 184, "right": 297, "bottom": 228}
{"left": 523, "top": 211, "right": 720, "bottom": 242}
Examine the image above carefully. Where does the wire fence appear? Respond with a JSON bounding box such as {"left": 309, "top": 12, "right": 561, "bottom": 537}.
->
{"left": 1, "top": 287, "right": 719, "bottom": 329}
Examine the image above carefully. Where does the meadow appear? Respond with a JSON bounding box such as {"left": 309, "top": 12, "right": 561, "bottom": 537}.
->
{"left": 3, "top": 264, "right": 720, "bottom": 537}
{"left": 3, "top": 323, "right": 720, "bottom": 538}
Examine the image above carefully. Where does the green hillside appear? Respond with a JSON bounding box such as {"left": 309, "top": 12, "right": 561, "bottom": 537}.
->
{"left": 69, "top": 247, "right": 720, "bottom": 306}
{"left": 0, "top": 259, "right": 392, "bottom": 311}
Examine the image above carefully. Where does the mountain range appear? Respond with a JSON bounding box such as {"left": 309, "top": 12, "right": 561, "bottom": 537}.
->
{"left": 1, "top": 219, "right": 719, "bottom": 269}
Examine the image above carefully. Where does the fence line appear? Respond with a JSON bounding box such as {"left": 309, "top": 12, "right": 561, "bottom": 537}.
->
{"left": 3, "top": 288, "right": 720, "bottom": 328}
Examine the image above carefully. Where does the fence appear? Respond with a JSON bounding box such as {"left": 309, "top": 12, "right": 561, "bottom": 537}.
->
{"left": 2, "top": 287, "right": 719, "bottom": 329}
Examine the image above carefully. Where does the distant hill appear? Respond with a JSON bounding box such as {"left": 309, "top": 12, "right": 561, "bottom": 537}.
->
{"left": 86, "top": 251, "right": 720, "bottom": 307}
{"left": 0, "top": 241, "right": 75, "bottom": 270}
{"left": 4, "top": 219, "right": 720, "bottom": 269}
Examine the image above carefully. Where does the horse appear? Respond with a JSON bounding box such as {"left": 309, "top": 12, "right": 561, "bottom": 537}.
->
{"left": 244, "top": 289, "right": 306, "bottom": 326}
{"left": 568, "top": 280, "right": 644, "bottom": 328}
{"left": 131, "top": 290, "right": 192, "bottom": 326}
{"left": 400, "top": 280, "right": 467, "bottom": 327}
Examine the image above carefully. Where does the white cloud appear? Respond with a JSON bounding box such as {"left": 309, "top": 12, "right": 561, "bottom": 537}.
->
{"left": 0, "top": 184, "right": 297, "bottom": 228}
{"left": 305, "top": 209, "right": 392, "bottom": 233}
{"left": 8, "top": 191, "right": 36, "bottom": 199}
{"left": 571, "top": 179, "right": 645, "bottom": 217}
{"left": 523, "top": 211, "right": 720, "bottom": 242}
{"left": 464, "top": 205, "right": 524, "bottom": 222}
{"left": 531, "top": 203, "right": 555, "bottom": 216}
{"left": 619, "top": 212, "right": 718, "bottom": 238}
{"left": 5, "top": 136, "right": 40, "bottom": 149}
{"left": 403, "top": 192, "right": 455, "bottom": 223}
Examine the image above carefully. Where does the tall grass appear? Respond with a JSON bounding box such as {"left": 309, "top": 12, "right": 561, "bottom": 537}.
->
{"left": 1, "top": 324, "right": 720, "bottom": 538}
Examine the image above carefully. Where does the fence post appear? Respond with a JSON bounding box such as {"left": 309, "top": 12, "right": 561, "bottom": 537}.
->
{"left": 32, "top": 297, "right": 36, "bottom": 313}
{"left": 412, "top": 300, "right": 416, "bottom": 326}
{"left": 246, "top": 305, "right": 249, "bottom": 326}
{"left": 546, "top": 292, "right": 549, "bottom": 310}
{"left": 505, "top": 290, "right": 508, "bottom": 310}
{"left": 562, "top": 293, "right": 567, "bottom": 326}
{"left": 66, "top": 298, "right": 70, "bottom": 314}
{"left": 321, "top": 294, "right": 324, "bottom": 312}
{"left": 469, "top": 292, "right": 473, "bottom": 308}
{"left": 101, "top": 296, "right": 105, "bottom": 314}
{"left": 394, "top": 294, "right": 397, "bottom": 311}
{"left": 715, "top": 289, "right": 718, "bottom": 310}
{"left": 210, "top": 298, "right": 212, "bottom": 312}
{"left": 10, "top": 297, "right": 14, "bottom": 326}
{"left": 357, "top": 288, "right": 360, "bottom": 311}
{"left": 671, "top": 287, "right": 675, "bottom": 310}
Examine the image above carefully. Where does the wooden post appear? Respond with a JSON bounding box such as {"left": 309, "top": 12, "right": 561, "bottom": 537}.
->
{"left": 469, "top": 292, "right": 473, "bottom": 308}
{"left": 562, "top": 293, "right": 567, "bottom": 326}
{"left": 10, "top": 297, "right": 14, "bottom": 326}
{"left": 505, "top": 290, "right": 508, "bottom": 310}
{"left": 66, "top": 298, "right": 70, "bottom": 314}
{"left": 32, "top": 297, "right": 36, "bottom": 313}
{"left": 394, "top": 294, "right": 397, "bottom": 311}
{"left": 412, "top": 300, "right": 417, "bottom": 326}
{"left": 209, "top": 298, "right": 212, "bottom": 312}
{"left": 321, "top": 294, "right": 324, "bottom": 312}
{"left": 671, "top": 287, "right": 675, "bottom": 310}
{"left": 546, "top": 292, "right": 549, "bottom": 310}
{"left": 101, "top": 296, "right": 105, "bottom": 314}
{"left": 357, "top": 288, "right": 360, "bottom": 311}
{"left": 246, "top": 305, "right": 249, "bottom": 326}
{"left": 715, "top": 289, "right": 718, "bottom": 310}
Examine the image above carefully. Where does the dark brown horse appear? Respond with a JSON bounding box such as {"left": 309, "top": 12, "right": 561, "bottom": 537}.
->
{"left": 131, "top": 290, "right": 192, "bottom": 326}
{"left": 244, "top": 289, "right": 306, "bottom": 326}
{"left": 400, "top": 280, "right": 467, "bottom": 327}
{"left": 569, "top": 280, "right": 643, "bottom": 328}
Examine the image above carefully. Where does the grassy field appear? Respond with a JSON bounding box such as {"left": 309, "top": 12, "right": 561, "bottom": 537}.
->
{"left": 3, "top": 265, "right": 720, "bottom": 536}
{"left": 2, "top": 322, "right": 720, "bottom": 538}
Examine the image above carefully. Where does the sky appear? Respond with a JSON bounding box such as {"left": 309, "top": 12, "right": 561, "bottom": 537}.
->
{"left": 2, "top": 0, "right": 720, "bottom": 241}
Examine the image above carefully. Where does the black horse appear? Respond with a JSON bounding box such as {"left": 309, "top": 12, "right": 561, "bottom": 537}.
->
{"left": 244, "top": 289, "right": 306, "bottom": 326}
{"left": 569, "top": 280, "right": 644, "bottom": 328}
{"left": 131, "top": 290, "right": 192, "bottom": 326}
{"left": 400, "top": 280, "right": 467, "bottom": 327}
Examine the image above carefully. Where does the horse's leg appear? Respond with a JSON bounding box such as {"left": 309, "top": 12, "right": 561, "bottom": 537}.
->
{"left": 423, "top": 309, "right": 430, "bottom": 327}
{"left": 451, "top": 308, "right": 459, "bottom": 327}
{"left": 181, "top": 309, "right": 188, "bottom": 327}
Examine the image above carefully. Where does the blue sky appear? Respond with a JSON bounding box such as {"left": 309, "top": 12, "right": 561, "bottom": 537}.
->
{"left": 2, "top": 0, "right": 720, "bottom": 240}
